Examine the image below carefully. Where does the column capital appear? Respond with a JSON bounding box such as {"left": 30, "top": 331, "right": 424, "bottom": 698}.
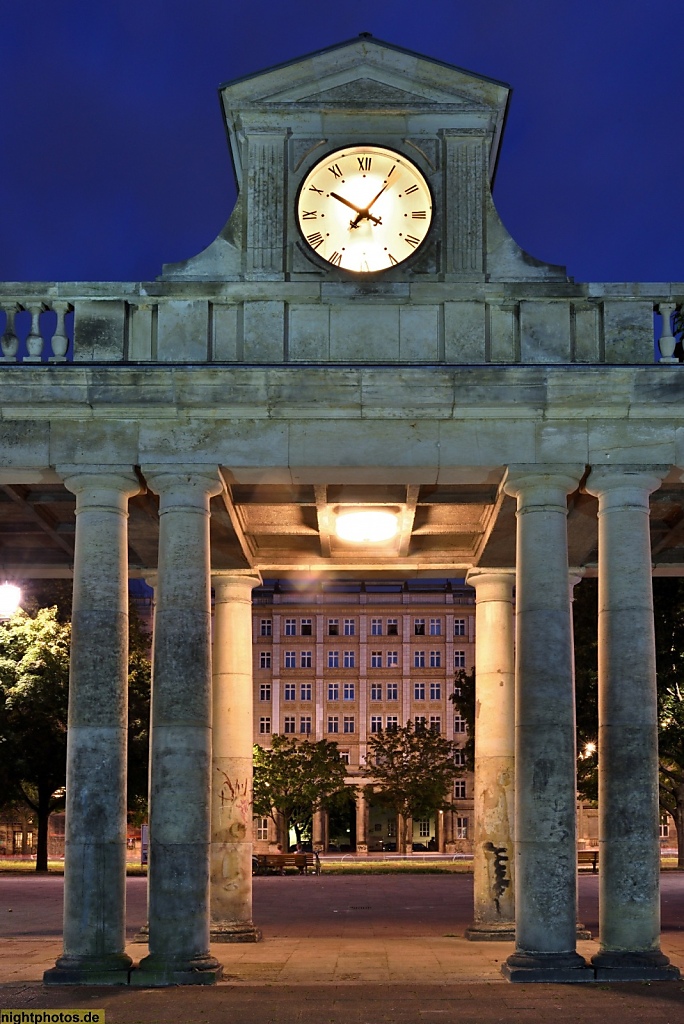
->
{"left": 465, "top": 568, "right": 515, "bottom": 603}
{"left": 212, "top": 571, "right": 262, "bottom": 602}
{"left": 57, "top": 466, "right": 140, "bottom": 505}
{"left": 585, "top": 465, "right": 669, "bottom": 503}
{"left": 141, "top": 465, "right": 222, "bottom": 508}
{"left": 504, "top": 465, "right": 584, "bottom": 508}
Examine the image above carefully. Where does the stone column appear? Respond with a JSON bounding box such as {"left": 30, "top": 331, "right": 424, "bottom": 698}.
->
{"left": 586, "top": 467, "right": 678, "bottom": 981}
{"left": 45, "top": 468, "right": 139, "bottom": 986}
{"left": 502, "top": 467, "right": 593, "bottom": 981}
{"left": 355, "top": 790, "right": 368, "bottom": 853}
{"left": 133, "top": 467, "right": 223, "bottom": 986}
{"left": 313, "top": 809, "right": 327, "bottom": 852}
{"left": 210, "top": 571, "right": 262, "bottom": 943}
{"left": 465, "top": 569, "right": 515, "bottom": 941}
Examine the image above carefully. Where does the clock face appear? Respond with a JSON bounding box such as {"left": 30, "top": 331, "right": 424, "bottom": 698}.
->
{"left": 296, "top": 145, "right": 433, "bottom": 273}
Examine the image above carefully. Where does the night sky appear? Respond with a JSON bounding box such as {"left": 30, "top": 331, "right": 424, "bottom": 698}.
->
{"left": 2, "top": 0, "right": 683, "bottom": 285}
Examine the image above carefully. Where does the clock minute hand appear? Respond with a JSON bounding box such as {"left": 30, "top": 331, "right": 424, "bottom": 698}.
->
{"left": 330, "top": 191, "right": 382, "bottom": 227}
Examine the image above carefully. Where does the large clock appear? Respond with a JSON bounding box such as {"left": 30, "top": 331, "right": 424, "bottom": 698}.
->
{"left": 296, "top": 145, "right": 433, "bottom": 273}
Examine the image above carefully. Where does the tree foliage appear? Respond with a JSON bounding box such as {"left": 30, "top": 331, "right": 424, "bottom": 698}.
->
{"left": 0, "top": 607, "right": 70, "bottom": 870}
{"left": 253, "top": 734, "right": 349, "bottom": 845}
{"left": 366, "top": 721, "right": 463, "bottom": 847}
{"left": 450, "top": 668, "right": 476, "bottom": 772}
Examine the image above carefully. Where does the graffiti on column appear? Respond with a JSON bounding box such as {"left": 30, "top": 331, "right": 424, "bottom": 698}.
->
{"left": 483, "top": 840, "right": 511, "bottom": 916}
{"left": 217, "top": 769, "right": 252, "bottom": 838}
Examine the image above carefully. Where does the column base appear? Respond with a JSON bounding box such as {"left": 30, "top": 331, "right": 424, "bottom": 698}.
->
{"left": 44, "top": 953, "right": 133, "bottom": 986}
{"left": 591, "top": 950, "right": 680, "bottom": 982}
{"left": 465, "top": 922, "right": 515, "bottom": 942}
{"left": 503, "top": 950, "right": 594, "bottom": 983}
{"left": 131, "top": 953, "right": 223, "bottom": 987}
{"left": 210, "top": 923, "right": 262, "bottom": 943}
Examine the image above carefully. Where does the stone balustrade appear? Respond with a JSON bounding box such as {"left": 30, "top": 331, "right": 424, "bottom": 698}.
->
{"left": 0, "top": 283, "right": 681, "bottom": 365}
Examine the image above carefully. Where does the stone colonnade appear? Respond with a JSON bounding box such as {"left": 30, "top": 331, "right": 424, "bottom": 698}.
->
{"left": 44, "top": 461, "right": 679, "bottom": 985}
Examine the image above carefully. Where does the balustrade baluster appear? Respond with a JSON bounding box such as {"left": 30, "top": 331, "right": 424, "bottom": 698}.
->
{"left": 1, "top": 305, "right": 19, "bottom": 362}
{"left": 24, "top": 303, "right": 45, "bottom": 362}
{"left": 50, "top": 301, "right": 70, "bottom": 361}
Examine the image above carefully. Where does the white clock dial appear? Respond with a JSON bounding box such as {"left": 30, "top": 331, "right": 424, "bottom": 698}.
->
{"left": 296, "top": 145, "right": 432, "bottom": 273}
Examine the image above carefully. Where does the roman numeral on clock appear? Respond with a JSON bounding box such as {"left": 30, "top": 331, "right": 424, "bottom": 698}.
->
{"left": 329, "top": 252, "right": 342, "bottom": 266}
{"left": 388, "top": 254, "right": 398, "bottom": 266}
{"left": 307, "top": 232, "right": 325, "bottom": 249}
{"left": 405, "top": 234, "right": 420, "bottom": 248}
{"left": 302, "top": 211, "right": 317, "bottom": 220}
{"left": 404, "top": 184, "right": 419, "bottom": 195}
{"left": 357, "top": 156, "right": 372, "bottom": 171}
{"left": 328, "top": 164, "right": 343, "bottom": 179}
{"left": 412, "top": 211, "right": 427, "bottom": 219}
{"left": 309, "top": 185, "right": 324, "bottom": 195}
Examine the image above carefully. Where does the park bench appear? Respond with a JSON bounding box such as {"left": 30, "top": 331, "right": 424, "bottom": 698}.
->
{"left": 577, "top": 848, "right": 599, "bottom": 873}
{"left": 252, "top": 852, "right": 321, "bottom": 876}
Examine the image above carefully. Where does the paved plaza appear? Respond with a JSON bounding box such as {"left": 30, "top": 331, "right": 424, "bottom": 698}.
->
{"left": 1, "top": 873, "right": 684, "bottom": 1022}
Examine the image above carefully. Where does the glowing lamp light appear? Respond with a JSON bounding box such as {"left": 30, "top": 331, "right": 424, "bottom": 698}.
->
{"left": 335, "top": 509, "right": 399, "bottom": 544}
{"left": 0, "top": 582, "right": 21, "bottom": 619}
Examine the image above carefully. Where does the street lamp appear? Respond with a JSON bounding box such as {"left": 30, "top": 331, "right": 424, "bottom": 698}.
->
{"left": 0, "top": 582, "right": 21, "bottom": 619}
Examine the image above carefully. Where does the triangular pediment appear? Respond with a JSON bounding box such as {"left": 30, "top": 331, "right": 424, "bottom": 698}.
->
{"left": 220, "top": 36, "right": 509, "bottom": 116}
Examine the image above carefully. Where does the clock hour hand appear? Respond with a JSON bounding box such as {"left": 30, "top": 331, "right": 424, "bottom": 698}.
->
{"left": 330, "top": 191, "right": 381, "bottom": 227}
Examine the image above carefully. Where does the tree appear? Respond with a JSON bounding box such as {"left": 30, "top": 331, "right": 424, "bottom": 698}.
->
{"left": 0, "top": 607, "right": 70, "bottom": 871}
{"left": 366, "top": 721, "right": 463, "bottom": 851}
{"left": 126, "top": 606, "right": 152, "bottom": 824}
{"left": 253, "top": 734, "right": 349, "bottom": 847}
{"left": 450, "top": 668, "right": 476, "bottom": 772}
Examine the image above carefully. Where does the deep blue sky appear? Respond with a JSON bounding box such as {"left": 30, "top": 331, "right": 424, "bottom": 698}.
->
{"left": 2, "top": 0, "right": 682, "bottom": 284}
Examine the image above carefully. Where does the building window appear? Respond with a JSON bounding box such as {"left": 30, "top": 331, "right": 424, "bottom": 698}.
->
{"left": 386, "top": 682, "right": 398, "bottom": 701}
{"left": 301, "top": 618, "right": 312, "bottom": 636}
{"left": 284, "top": 683, "right": 295, "bottom": 701}
{"left": 429, "top": 715, "right": 441, "bottom": 734}
{"left": 387, "top": 618, "right": 399, "bottom": 636}
{"left": 660, "top": 814, "right": 670, "bottom": 838}
{"left": 327, "top": 716, "right": 339, "bottom": 733}
{"left": 414, "top": 618, "right": 426, "bottom": 635}
{"left": 328, "top": 682, "right": 339, "bottom": 701}
{"left": 453, "top": 685, "right": 462, "bottom": 697}
{"left": 300, "top": 650, "right": 312, "bottom": 668}
{"left": 284, "top": 618, "right": 296, "bottom": 636}
{"left": 371, "top": 618, "right": 383, "bottom": 635}
{"left": 343, "top": 618, "right": 355, "bottom": 636}
{"left": 284, "top": 651, "right": 296, "bottom": 668}
{"left": 259, "top": 717, "right": 271, "bottom": 734}
{"left": 387, "top": 650, "right": 398, "bottom": 667}
{"left": 343, "top": 650, "right": 355, "bottom": 668}
{"left": 454, "top": 618, "right": 465, "bottom": 636}
{"left": 259, "top": 651, "right": 271, "bottom": 669}
{"left": 430, "top": 681, "right": 442, "bottom": 700}
{"left": 300, "top": 716, "right": 312, "bottom": 734}
{"left": 414, "top": 682, "right": 425, "bottom": 700}
{"left": 343, "top": 716, "right": 355, "bottom": 733}
{"left": 371, "top": 715, "right": 383, "bottom": 734}
{"left": 454, "top": 650, "right": 466, "bottom": 668}
{"left": 259, "top": 683, "right": 271, "bottom": 701}
{"left": 454, "top": 780, "right": 467, "bottom": 799}
{"left": 370, "top": 683, "right": 382, "bottom": 701}
{"left": 429, "top": 618, "right": 442, "bottom": 636}
{"left": 387, "top": 818, "right": 397, "bottom": 838}
{"left": 260, "top": 619, "right": 272, "bottom": 637}
{"left": 328, "top": 650, "right": 339, "bottom": 668}
{"left": 386, "top": 715, "right": 398, "bottom": 732}
{"left": 284, "top": 716, "right": 296, "bottom": 734}
{"left": 343, "top": 682, "right": 355, "bottom": 701}
{"left": 255, "top": 817, "right": 269, "bottom": 841}
{"left": 456, "top": 816, "right": 468, "bottom": 839}
{"left": 328, "top": 619, "right": 339, "bottom": 636}
{"left": 300, "top": 683, "right": 312, "bottom": 701}
{"left": 429, "top": 651, "right": 441, "bottom": 668}
{"left": 370, "top": 651, "right": 382, "bottom": 668}
{"left": 454, "top": 714, "right": 467, "bottom": 733}
{"left": 417, "top": 819, "right": 430, "bottom": 837}
{"left": 454, "top": 748, "right": 467, "bottom": 767}
{"left": 415, "top": 715, "right": 426, "bottom": 731}
{"left": 339, "top": 750, "right": 350, "bottom": 764}
{"left": 414, "top": 651, "right": 425, "bottom": 668}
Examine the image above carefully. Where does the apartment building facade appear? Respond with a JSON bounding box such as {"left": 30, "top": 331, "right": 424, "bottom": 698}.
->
{"left": 250, "top": 579, "right": 475, "bottom": 853}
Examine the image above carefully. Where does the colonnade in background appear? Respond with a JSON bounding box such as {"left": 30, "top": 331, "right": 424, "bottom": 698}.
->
{"left": 43, "top": 462, "right": 680, "bottom": 986}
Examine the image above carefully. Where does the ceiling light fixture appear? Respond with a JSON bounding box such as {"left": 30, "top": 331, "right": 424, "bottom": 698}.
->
{"left": 334, "top": 509, "right": 400, "bottom": 544}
